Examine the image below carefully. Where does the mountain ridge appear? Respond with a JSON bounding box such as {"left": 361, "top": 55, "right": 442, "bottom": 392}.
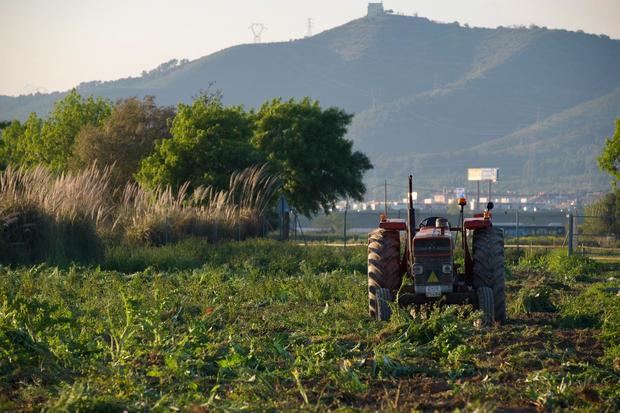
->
{"left": 2, "top": 14, "right": 620, "bottom": 194}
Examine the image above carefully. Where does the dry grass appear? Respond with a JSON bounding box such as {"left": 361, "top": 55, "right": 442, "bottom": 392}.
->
{"left": 0, "top": 164, "right": 114, "bottom": 228}
{"left": 0, "top": 164, "right": 113, "bottom": 264}
{"left": 1, "top": 163, "right": 280, "bottom": 263}
{"left": 117, "top": 164, "right": 280, "bottom": 245}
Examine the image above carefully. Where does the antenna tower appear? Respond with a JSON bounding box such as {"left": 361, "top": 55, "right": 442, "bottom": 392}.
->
{"left": 249, "top": 23, "right": 267, "bottom": 43}
{"left": 306, "top": 18, "right": 313, "bottom": 37}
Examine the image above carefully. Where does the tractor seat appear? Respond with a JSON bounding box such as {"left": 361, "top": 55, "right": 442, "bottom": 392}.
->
{"left": 419, "top": 216, "right": 451, "bottom": 229}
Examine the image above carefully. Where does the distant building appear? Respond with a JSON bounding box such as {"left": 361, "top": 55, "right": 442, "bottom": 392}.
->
{"left": 367, "top": 2, "right": 384, "bottom": 17}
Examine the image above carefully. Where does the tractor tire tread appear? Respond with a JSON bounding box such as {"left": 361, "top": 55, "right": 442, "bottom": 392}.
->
{"left": 368, "top": 229, "right": 401, "bottom": 319}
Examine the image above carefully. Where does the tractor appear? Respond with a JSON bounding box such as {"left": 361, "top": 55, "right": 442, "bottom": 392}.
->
{"left": 367, "top": 176, "right": 505, "bottom": 325}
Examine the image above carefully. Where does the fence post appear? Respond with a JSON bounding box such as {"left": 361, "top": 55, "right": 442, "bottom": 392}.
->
{"left": 516, "top": 208, "right": 520, "bottom": 257}
{"left": 343, "top": 199, "right": 348, "bottom": 248}
{"left": 568, "top": 213, "right": 574, "bottom": 256}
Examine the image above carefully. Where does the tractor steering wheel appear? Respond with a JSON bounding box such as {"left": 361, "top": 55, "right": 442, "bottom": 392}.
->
{"left": 419, "top": 216, "right": 443, "bottom": 228}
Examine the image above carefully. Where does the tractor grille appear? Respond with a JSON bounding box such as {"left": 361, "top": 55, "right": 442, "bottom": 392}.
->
{"left": 412, "top": 257, "right": 454, "bottom": 289}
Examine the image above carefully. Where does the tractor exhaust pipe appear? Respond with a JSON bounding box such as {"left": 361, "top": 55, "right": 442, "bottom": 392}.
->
{"left": 407, "top": 175, "right": 416, "bottom": 267}
{"left": 408, "top": 175, "right": 415, "bottom": 229}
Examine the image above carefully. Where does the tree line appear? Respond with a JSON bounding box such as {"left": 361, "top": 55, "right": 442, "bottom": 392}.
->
{"left": 0, "top": 90, "right": 372, "bottom": 216}
{"left": 586, "top": 119, "right": 620, "bottom": 237}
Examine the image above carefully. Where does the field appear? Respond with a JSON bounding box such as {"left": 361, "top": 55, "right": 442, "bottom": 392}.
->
{"left": 1, "top": 240, "right": 619, "bottom": 412}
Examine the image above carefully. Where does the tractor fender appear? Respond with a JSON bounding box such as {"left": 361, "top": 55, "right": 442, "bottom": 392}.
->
{"left": 463, "top": 218, "right": 492, "bottom": 230}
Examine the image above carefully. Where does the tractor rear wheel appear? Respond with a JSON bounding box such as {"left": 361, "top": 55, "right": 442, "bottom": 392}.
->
{"left": 472, "top": 226, "right": 506, "bottom": 323}
{"left": 368, "top": 229, "right": 401, "bottom": 319}
{"left": 476, "top": 286, "right": 495, "bottom": 326}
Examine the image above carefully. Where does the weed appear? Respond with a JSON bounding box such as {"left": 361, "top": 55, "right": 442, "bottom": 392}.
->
{"left": 545, "top": 249, "right": 599, "bottom": 284}
{"left": 510, "top": 283, "right": 556, "bottom": 314}
{"left": 526, "top": 370, "right": 575, "bottom": 410}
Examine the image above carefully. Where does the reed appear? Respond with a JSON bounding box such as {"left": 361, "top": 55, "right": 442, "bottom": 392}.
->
{"left": 117, "top": 164, "right": 280, "bottom": 245}
{"left": 1, "top": 164, "right": 280, "bottom": 263}
{"left": 0, "top": 164, "right": 113, "bottom": 264}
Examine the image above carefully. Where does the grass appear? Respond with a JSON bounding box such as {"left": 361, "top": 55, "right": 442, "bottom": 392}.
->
{"left": 0, "top": 164, "right": 279, "bottom": 265}
{"left": 0, "top": 241, "right": 619, "bottom": 411}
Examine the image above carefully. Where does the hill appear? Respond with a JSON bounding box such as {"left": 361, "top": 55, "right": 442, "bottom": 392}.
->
{"left": 1, "top": 14, "right": 620, "bottom": 194}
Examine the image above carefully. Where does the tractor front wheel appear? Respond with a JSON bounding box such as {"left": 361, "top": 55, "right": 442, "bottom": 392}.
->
{"left": 368, "top": 229, "right": 401, "bottom": 320}
{"left": 477, "top": 286, "right": 495, "bottom": 326}
{"left": 374, "top": 288, "right": 393, "bottom": 321}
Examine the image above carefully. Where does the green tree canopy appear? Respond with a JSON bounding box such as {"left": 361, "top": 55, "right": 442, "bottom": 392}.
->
{"left": 42, "top": 90, "right": 112, "bottom": 171}
{"left": 253, "top": 98, "right": 372, "bottom": 216}
{"left": 73, "top": 96, "right": 175, "bottom": 188}
{"left": 0, "top": 90, "right": 111, "bottom": 171}
{"left": 0, "top": 119, "right": 28, "bottom": 168}
{"left": 136, "top": 96, "right": 259, "bottom": 190}
{"left": 598, "top": 119, "right": 620, "bottom": 186}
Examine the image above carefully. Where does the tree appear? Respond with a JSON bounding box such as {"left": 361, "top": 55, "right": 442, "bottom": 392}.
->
{"left": 0, "top": 90, "right": 112, "bottom": 171}
{"left": 41, "top": 90, "right": 112, "bottom": 171}
{"left": 0, "top": 120, "right": 26, "bottom": 168}
{"left": 591, "top": 118, "right": 620, "bottom": 239}
{"left": 598, "top": 119, "right": 620, "bottom": 186}
{"left": 583, "top": 192, "right": 620, "bottom": 238}
{"left": 137, "top": 95, "right": 259, "bottom": 191}
{"left": 253, "top": 98, "right": 372, "bottom": 216}
{"left": 73, "top": 96, "right": 175, "bottom": 188}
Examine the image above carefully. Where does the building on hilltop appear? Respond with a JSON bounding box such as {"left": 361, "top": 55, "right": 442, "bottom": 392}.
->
{"left": 367, "top": 2, "right": 384, "bottom": 17}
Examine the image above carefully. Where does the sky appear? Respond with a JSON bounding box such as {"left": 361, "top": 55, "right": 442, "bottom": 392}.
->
{"left": 1, "top": 0, "right": 619, "bottom": 96}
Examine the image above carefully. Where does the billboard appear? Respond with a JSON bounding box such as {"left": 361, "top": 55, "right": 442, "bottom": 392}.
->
{"left": 468, "top": 168, "right": 499, "bottom": 182}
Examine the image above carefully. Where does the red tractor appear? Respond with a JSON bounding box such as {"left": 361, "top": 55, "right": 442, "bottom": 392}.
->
{"left": 368, "top": 176, "right": 505, "bottom": 325}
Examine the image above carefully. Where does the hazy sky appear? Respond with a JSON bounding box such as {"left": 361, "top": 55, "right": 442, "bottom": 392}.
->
{"left": 1, "top": 0, "right": 619, "bottom": 96}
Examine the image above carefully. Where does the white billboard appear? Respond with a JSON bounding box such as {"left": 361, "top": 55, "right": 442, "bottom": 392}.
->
{"left": 468, "top": 168, "right": 499, "bottom": 182}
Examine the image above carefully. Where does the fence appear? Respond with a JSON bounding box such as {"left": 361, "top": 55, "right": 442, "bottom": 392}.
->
{"left": 287, "top": 209, "right": 620, "bottom": 258}
{"left": 568, "top": 214, "right": 620, "bottom": 259}
{"left": 501, "top": 212, "right": 620, "bottom": 259}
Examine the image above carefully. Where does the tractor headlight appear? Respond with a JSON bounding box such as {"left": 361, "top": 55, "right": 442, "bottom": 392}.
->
{"left": 442, "top": 264, "right": 452, "bottom": 274}
{"left": 413, "top": 264, "right": 424, "bottom": 275}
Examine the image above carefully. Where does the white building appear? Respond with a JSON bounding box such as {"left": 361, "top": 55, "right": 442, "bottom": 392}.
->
{"left": 367, "top": 2, "right": 384, "bottom": 17}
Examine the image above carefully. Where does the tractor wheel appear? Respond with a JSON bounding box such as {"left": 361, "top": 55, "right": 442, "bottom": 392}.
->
{"left": 472, "top": 226, "right": 506, "bottom": 324}
{"left": 368, "top": 229, "right": 401, "bottom": 319}
{"left": 374, "top": 288, "right": 393, "bottom": 321}
{"left": 476, "top": 286, "right": 495, "bottom": 326}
